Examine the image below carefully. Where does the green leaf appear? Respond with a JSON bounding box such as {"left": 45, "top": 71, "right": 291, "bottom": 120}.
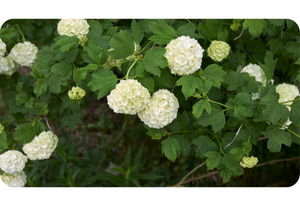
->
{"left": 171, "top": 135, "right": 191, "bottom": 156}
{"left": 34, "top": 59, "right": 51, "bottom": 77}
{"left": 243, "top": 19, "right": 267, "bottom": 38}
{"left": 262, "top": 125, "right": 292, "bottom": 152}
{"left": 0, "top": 27, "right": 18, "bottom": 43}
{"left": 192, "top": 136, "right": 218, "bottom": 158}
{"left": 109, "top": 30, "right": 134, "bottom": 59}
{"left": 198, "top": 19, "right": 222, "bottom": 39}
{"left": 202, "top": 64, "right": 227, "bottom": 89}
{"left": 73, "top": 68, "right": 88, "bottom": 84}
{"left": 61, "top": 113, "right": 82, "bottom": 131}
{"left": 261, "top": 94, "right": 289, "bottom": 124}
{"left": 229, "top": 142, "right": 252, "bottom": 161}
{"left": 233, "top": 92, "right": 257, "bottom": 121}
{"left": 0, "top": 131, "right": 8, "bottom": 151}
{"left": 25, "top": 98, "right": 34, "bottom": 109}
{"left": 161, "top": 137, "right": 181, "bottom": 162}
{"left": 176, "top": 75, "right": 204, "bottom": 100}
{"left": 286, "top": 40, "right": 300, "bottom": 60}
{"left": 14, "top": 123, "right": 38, "bottom": 146}
{"left": 33, "top": 102, "right": 49, "bottom": 115}
{"left": 238, "top": 73, "right": 262, "bottom": 93}
{"left": 16, "top": 92, "right": 28, "bottom": 106}
{"left": 267, "top": 39, "right": 284, "bottom": 55}
{"left": 217, "top": 28, "right": 229, "bottom": 42}
{"left": 221, "top": 153, "right": 241, "bottom": 171}
{"left": 192, "top": 99, "right": 211, "bottom": 119}
{"left": 51, "top": 61, "right": 73, "bottom": 81}
{"left": 290, "top": 97, "right": 300, "bottom": 126}
{"left": 197, "top": 104, "right": 225, "bottom": 133}
{"left": 225, "top": 71, "right": 239, "bottom": 91}
{"left": 34, "top": 80, "right": 47, "bottom": 97}
{"left": 144, "top": 125, "right": 165, "bottom": 140}
{"left": 55, "top": 35, "right": 80, "bottom": 52}
{"left": 87, "top": 68, "right": 118, "bottom": 99}
{"left": 203, "top": 151, "right": 222, "bottom": 170}
{"left": 148, "top": 19, "right": 177, "bottom": 45}
{"left": 44, "top": 73, "right": 61, "bottom": 94}
{"left": 176, "top": 23, "right": 198, "bottom": 38}
{"left": 125, "top": 146, "right": 131, "bottom": 169}
{"left": 143, "top": 46, "right": 167, "bottom": 76}
{"left": 137, "top": 75, "right": 155, "bottom": 92}
{"left": 131, "top": 19, "right": 144, "bottom": 44}
{"left": 258, "top": 51, "right": 277, "bottom": 81}
{"left": 268, "top": 19, "right": 285, "bottom": 27}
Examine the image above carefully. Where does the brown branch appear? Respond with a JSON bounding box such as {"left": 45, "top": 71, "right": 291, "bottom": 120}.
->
{"left": 171, "top": 156, "right": 300, "bottom": 187}
{"left": 172, "top": 161, "right": 206, "bottom": 187}
{"left": 224, "top": 123, "right": 243, "bottom": 149}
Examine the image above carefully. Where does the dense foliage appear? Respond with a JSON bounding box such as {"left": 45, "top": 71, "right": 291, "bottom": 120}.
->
{"left": 0, "top": 18, "right": 299, "bottom": 187}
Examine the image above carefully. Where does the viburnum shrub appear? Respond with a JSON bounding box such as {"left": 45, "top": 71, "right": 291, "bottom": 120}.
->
{"left": 0, "top": 18, "right": 299, "bottom": 187}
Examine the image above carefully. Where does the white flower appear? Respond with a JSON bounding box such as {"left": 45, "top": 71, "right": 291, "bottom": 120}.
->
{"left": 22, "top": 131, "right": 58, "bottom": 160}
{"left": 0, "top": 124, "right": 4, "bottom": 133}
{"left": 138, "top": 89, "right": 179, "bottom": 129}
{"left": 164, "top": 36, "right": 204, "bottom": 76}
{"left": 241, "top": 63, "right": 267, "bottom": 100}
{"left": 107, "top": 79, "right": 150, "bottom": 115}
{"left": 0, "top": 171, "right": 27, "bottom": 187}
{"left": 276, "top": 83, "right": 300, "bottom": 107}
{"left": 240, "top": 156, "right": 258, "bottom": 168}
{"left": 9, "top": 41, "right": 38, "bottom": 67}
{"left": 0, "top": 55, "right": 20, "bottom": 75}
{"left": 57, "top": 19, "right": 90, "bottom": 43}
{"left": 0, "top": 150, "right": 28, "bottom": 174}
{"left": 68, "top": 86, "right": 86, "bottom": 100}
{"left": 207, "top": 40, "right": 230, "bottom": 62}
{"left": 0, "top": 38, "right": 6, "bottom": 57}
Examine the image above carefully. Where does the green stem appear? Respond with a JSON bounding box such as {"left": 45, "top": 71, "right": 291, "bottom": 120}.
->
{"left": 16, "top": 24, "right": 26, "bottom": 42}
{"left": 285, "top": 127, "right": 300, "bottom": 139}
{"left": 206, "top": 98, "right": 232, "bottom": 108}
{"left": 32, "top": 116, "right": 40, "bottom": 127}
{"left": 186, "top": 19, "right": 191, "bottom": 23}
{"left": 138, "top": 41, "right": 153, "bottom": 54}
{"left": 72, "top": 63, "right": 77, "bottom": 70}
{"left": 0, "top": 119, "right": 8, "bottom": 125}
{"left": 247, "top": 135, "right": 251, "bottom": 157}
{"left": 215, "top": 137, "right": 224, "bottom": 154}
{"left": 125, "top": 56, "right": 141, "bottom": 80}
{"left": 43, "top": 72, "right": 52, "bottom": 80}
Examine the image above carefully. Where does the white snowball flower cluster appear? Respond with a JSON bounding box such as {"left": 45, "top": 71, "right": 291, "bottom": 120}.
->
{"left": 276, "top": 83, "right": 300, "bottom": 107}
{"left": 276, "top": 83, "right": 299, "bottom": 129}
{"left": 68, "top": 86, "right": 86, "bottom": 100}
{"left": 240, "top": 156, "right": 258, "bottom": 168}
{"left": 0, "top": 55, "right": 20, "bottom": 75}
{"left": 138, "top": 89, "right": 179, "bottom": 129}
{"left": 241, "top": 63, "right": 267, "bottom": 100}
{"left": 164, "top": 36, "right": 204, "bottom": 76}
{"left": 57, "top": 19, "right": 90, "bottom": 43}
{"left": 22, "top": 131, "right": 58, "bottom": 160}
{"left": 0, "top": 150, "right": 28, "bottom": 174}
{"left": 0, "top": 171, "right": 27, "bottom": 187}
{"left": 9, "top": 41, "right": 38, "bottom": 67}
{"left": 107, "top": 79, "right": 150, "bottom": 115}
{"left": 0, "top": 124, "right": 4, "bottom": 133}
{"left": 0, "top": 38, "right": 6, "bottom": 57}
{"left": 207, "top": 40, "right": 230, "bottom": 62}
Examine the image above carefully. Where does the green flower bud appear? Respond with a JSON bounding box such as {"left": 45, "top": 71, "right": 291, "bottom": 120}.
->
{"left": 240, "top": 156, "right": 258, "bottom": 168}
{"left": 68, "top": 86, "right": 86, "bottom": 100}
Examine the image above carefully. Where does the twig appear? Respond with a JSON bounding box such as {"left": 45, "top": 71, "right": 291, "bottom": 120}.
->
{"left": 172, "top": 156, "right": 300, "bottom": 187}
{"left": 254, "top": 156, "right": 300, "bottom": 167}
{"left": 174, "top": 161, "right": 206, "bottom": 187}
{"left": 234, "top": 19, "right": 246, "bottom": 40}
{"left": 224, "top": 123, "right": 243, "bottom": 149}
{"left": 44, "top": 117, "right": 54, "bottom": 132}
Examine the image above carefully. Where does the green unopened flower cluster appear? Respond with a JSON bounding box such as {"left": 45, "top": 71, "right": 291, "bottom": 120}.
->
{"left": 68, "top": 86, "right": 86, "bottom": 100}
{"left": 207, "top": 40, "right": 230, "bottom": 62}
{"left": 240, "top": 156, "right": 258, "bottom": 168}
{"left": 230, "top": 20, "right": 241, "bottom": 31}
{"left": 0, "top": 124, "right": 4, "bottom": 133}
